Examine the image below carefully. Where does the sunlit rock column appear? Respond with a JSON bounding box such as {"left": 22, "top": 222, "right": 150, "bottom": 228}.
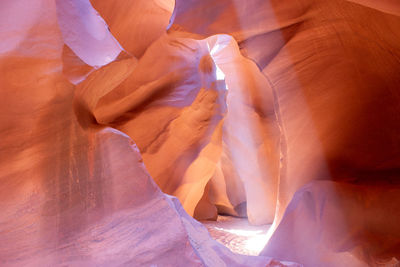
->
{"left": 0, "top": 0, "right": 301, "bottom": 266}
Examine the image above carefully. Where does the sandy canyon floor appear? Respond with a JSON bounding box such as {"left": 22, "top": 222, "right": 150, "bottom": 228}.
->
{"left": 202, "top": 216, "right": 271, "bottom": 256}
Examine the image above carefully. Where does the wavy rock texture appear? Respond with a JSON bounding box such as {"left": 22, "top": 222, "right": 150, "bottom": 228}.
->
{"left": 170, "top": 0, "right": 400, "bottom": 266}
{"left": 0, "top": 0, "right": 298, "bottom": 266}
{"left": 1, "top": 0, "right": 400, "bottom": 266}
{"left": 83, "top": 0, "right": 282, "bottom": 225}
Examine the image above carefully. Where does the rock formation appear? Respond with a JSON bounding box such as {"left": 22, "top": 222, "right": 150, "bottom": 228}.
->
{"left": 170, "top": 0, "right": 400, "bottom": 265}
{"left": 1, "top": 0, "right": 400, "bottom": 266}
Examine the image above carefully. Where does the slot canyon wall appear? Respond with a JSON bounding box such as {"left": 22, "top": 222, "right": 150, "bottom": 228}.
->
{"left": 1, "top": 0, "right": 399, "bottom": 266}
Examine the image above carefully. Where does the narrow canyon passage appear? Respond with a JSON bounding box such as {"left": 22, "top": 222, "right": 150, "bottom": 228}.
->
{"left": 1, "top": 0, "right": 400, "bottom": 266}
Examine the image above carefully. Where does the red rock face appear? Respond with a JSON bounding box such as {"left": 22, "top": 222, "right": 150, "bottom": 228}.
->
{"left": 1, "top": 0, "right": 294, "bottom": 266}
{"left": 171, "top": 0, "right": 400, "bottom": 265}
{"left": 1, "top": 0, "right": 400, "bottom": 266}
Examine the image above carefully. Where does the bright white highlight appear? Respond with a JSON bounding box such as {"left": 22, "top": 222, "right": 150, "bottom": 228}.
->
{"left": 212, "top": 226, "right": 269, "bottom": 256}
{"left": 207, "top": 41, "right": 228, "bottom": 87}
{"left": 215, "top": 65, "right": 225, "bottom": 81}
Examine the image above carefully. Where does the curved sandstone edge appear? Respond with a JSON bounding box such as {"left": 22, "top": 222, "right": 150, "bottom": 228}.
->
{"left": 262, "top": 180, "right": 400, "bottom": 267}
{"left": 169, "top": 0, "right": 400, "bottom": 266}
{"left": 90, "top": 0, "right": 175, "bottom": 58}
{"left": 83, "top": 32, "right": 281, "bottom": 225}
{"left": 0, "top": 0, "right": 300, "bottom": 266}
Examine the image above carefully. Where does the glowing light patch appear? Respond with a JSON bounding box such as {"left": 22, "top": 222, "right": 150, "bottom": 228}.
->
{"left": 215, "top": 65, "right": 225, "bottom": 81}
{"left": 207, "top": 42, "right": 229, "bottom": 89}
{"left": 212, "top": 226, "right": 269, "bottom": 255}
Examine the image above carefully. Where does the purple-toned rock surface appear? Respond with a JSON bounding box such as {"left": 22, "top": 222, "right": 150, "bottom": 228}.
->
{"left": 2, "top": 0, "right": 400, "bottom": 266}
{"left": 0, "top": 0, "right": 298, "bottom": 266}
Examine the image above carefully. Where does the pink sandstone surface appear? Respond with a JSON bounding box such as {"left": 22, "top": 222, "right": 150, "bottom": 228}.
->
{"left": 1, "top": 0, "right": 400, "bottom": 266}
